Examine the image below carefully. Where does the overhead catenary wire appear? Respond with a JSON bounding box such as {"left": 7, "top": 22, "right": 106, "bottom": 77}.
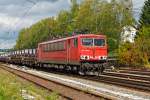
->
{"left": 26, "top": 0, "right": 36, "bottom": 4}
{"left": 7, "top": 0, "right": 39, "bottom": 35}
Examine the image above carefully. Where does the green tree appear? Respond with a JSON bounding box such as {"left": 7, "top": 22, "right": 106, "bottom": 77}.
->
{"left": 15, "top": 0, "right": 134, "bottom": 52}
{"left": 118, "top": 0, "right": 150, "bottom": 67}
{"left": 139, "top": 0, "right": 150, "bottom": 26}
{"left": 138, "top": 0, "right": 150, "bottom": 65}
{"left": 75, "top": 0, "right": 134, "bottom": 51}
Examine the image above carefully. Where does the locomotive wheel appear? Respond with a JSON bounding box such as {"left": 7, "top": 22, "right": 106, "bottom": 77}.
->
{"left": 79, "top": 64, "right": 86, "bottom": 75}
{"left": 97, "top": 64, "right": 104, "bottom": 76}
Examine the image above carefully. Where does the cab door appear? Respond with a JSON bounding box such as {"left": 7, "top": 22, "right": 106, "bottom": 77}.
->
{"left": 37, "top": 44, "right": 42, "bottom": 61}
{"left": 67, "top": 39, "right": 71, "bottom": 64}
{"left": 70, "top": 38, "right": 78, "bottom": 64}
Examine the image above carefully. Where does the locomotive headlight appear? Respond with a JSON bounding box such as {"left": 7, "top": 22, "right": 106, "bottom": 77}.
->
{"left": 85, "top": 56, "right": 89, "bottom": 60}
{"left": 99, "top": 56, "right": 107, "bottom": 60}
{"left": 80, "top": 55, "right": 85, "bottom": 60}
{"left": 80, "top": 55, "right": 89, "bottom": 60}
{"left": 99, "top": 56, "right": 102, "bottom": 60}
{"left": 104, "top": 56, "right": 107, "bottom": 60}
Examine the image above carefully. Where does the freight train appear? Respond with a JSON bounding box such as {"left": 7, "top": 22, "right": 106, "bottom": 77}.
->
{"left": 0, "top": 34, "right": 108, "bottom": 75}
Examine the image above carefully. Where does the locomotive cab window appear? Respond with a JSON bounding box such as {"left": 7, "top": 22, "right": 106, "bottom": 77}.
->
{"left": 82, "top": 38, "right": 105, "bottom": 47}
{"left": 94, "top": 39, "right": 105, "bottom": 46}
{"left": 82, "top": 38, "right": 93, "bottom": 46}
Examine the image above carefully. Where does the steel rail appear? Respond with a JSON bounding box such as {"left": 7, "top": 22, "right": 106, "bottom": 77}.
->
{"left": 0, "top": 64, "right": 114, "bottom": 100}
{"left": 35, "top": 68, "right": 150, "bottom": 92}
{"left": 1, "top": 63, "right": 150, "bottom": 98}
{"left": 118, "top": 70, "right": 150, "bottom": 76}
{"left": 90, "top": 75, "right": 150, "bottom": 92}
{"left": 103, "top": 72, "right": 150, "bottom": 82}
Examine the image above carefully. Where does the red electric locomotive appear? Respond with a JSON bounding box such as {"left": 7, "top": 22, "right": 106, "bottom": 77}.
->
{"left": 37, "top": 34, "right": 107, "bottom": 75}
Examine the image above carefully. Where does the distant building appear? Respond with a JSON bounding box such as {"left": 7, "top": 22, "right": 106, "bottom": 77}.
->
{"left": 121, "top": 26, "right": 137, "bottom": 43}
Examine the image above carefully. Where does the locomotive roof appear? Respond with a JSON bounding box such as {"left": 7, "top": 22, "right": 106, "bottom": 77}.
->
{"left": 39, "top": 34, "right": 106, "bottom": 45}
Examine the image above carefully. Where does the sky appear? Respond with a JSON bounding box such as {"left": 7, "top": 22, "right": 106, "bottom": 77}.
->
{"left": 0, "top": 0, "right": 146, "bottom": 49}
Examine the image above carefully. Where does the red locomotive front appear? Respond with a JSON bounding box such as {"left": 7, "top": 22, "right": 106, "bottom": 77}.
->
{"left": 79, "top": 34, "right": 107, "bottom": 62}
{"left": 37, "top": 34, "right": 107, "bottom": 75}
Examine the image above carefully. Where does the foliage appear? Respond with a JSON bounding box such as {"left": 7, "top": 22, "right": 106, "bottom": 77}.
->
{"left": 47, "top": 92, "right": 59, "bottom": 100}
{"left": 138, "top": 26, "right": 150, "bottom": 63}
{"left": 0, "top": 69, "right": 59, "bottom": 100}
{"left": 15, "top": 0, "right": 134, "bottom": 51}
{"left": 118, "top": 41, "right": 149, "bottom": 66}
{"left": 118, "top": 0, "right": 150, "bottom": 67}
{"left": 138, "top": 0, "right": 150, "bottom": 64}
{"left": 118, "top": 25, "right": 150, "bottom": 66}
{"left": 139, "top": 0, "right": 150, "bottom": 26}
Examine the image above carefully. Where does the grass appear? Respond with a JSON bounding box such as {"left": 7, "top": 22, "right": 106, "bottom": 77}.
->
{"left": 0, "top": 68, "right": 59, "bottom": 100}
{"left": 145, "top": 64, "right": 150, "bottom": 69}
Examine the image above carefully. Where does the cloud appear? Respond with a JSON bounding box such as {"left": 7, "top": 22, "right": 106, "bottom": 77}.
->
{"left": 0, "top": 0, "right": 71, "bottom": 49}
{"left": 0, "top": 0, "right": 70, "bottom": 31}
{"left": 0, "top": 14, "right": 34, "bottom": 32}
{"left": 0, "top": 0, "right": 58, "bottom": 5}
{"left": 0, "top": 39, "right": 16, "bottom": 49}
{"left": 28, "top": 0, "right": 70, "bottom": 17}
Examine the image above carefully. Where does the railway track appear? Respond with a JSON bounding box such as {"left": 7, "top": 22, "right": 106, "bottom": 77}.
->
{"left": 83, "top": 71, "right": 150, "bottom": 92}
{"left": 38, "top": 66, "right": 150, "bottom": 92}
{"left": 0, "top": 64, "right": 114, "bottom": 100}
{"left": 36, "top": 67, "right": 150, "bottom": 92}
{"left": 1, "top": 63, "right": 150, "bottom": 99}
{"left": 87, "top": 74, "right": 150, "bottom": 92}
{"left": 21, "top": 64, "right": 150, "bottom": 92}
{"left": 103, "top": 71, "right": 150, "bottom": 82}
{"left": 117, "top": 70, "right": 150, "bottom": 76}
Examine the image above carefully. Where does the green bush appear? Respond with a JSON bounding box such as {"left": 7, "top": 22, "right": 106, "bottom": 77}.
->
{"left": 118, "top": 26, "right": 150, "bottom": 67}
{"left": 118, "top": 42, "right": 148, "bottom": 67}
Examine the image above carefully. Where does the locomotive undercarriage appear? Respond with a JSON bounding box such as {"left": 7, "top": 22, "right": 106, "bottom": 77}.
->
{"left": 79, "top": 61, "right": 107, "bottom": 75}
{"left": 2, "top": 56, "right": 107, "bottom": 76}
{"left": 37, "top": 61, "right": 107, "bottom": 76}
